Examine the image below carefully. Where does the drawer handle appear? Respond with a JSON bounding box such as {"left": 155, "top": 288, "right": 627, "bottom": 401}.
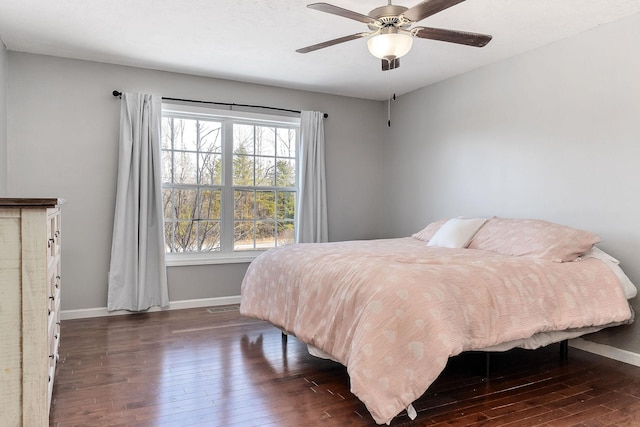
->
{"left": 48, "top": 309, "right": 51, "bottom": 316}
{"left": 49, "top": 295, "right": 55, "bottom": 301}
{"left": 49, "top": 354, "right": 54, "bottom": 359}
{"left": 55, "top": 230, "right": 60, "bottom": 238}
{"left": 48, "top": 238, "right": 54, "bottom": 248}
{"left": 56, "top": 321, "right": 61, "bottom": 326}
{"left": 54, "top": 334, "right": 58, "bottom": 339}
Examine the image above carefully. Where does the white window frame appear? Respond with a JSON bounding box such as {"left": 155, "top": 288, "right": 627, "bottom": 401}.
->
{"left": 162, "top": 103, "right": 300, "bottom": 266}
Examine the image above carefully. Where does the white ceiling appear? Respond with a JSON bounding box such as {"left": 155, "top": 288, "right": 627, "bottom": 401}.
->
{"left": 1, "top": 0, "right": 639, "bottom": 101}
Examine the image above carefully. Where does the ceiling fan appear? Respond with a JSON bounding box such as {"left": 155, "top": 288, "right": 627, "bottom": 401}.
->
{"left": 296, "top": 0, "right": 492, "bottom": 70}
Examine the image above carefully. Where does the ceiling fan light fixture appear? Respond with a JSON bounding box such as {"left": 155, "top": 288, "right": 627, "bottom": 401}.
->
{"left": 367, "top": 29, "right": 413, "bottom": 60}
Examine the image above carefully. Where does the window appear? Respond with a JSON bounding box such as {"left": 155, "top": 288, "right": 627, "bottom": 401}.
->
{"left": 161, "top": 104, "right": 299, "bottom": 264}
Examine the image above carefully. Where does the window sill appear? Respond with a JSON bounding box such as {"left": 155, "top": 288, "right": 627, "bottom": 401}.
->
{"left": 165, "top": 251, "right": 264, "bottom": 267}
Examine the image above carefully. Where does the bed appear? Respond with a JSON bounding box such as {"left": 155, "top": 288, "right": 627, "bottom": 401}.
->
{"left": 239, "top": 217, "right": 636, "bottom": 425}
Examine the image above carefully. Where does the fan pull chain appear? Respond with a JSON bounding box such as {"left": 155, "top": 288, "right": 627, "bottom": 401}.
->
{"left": 387, "top": 63, "right": 391, "bottom": 127}
{"left": 387, "top": 62, "right": 396, "bottom": 127}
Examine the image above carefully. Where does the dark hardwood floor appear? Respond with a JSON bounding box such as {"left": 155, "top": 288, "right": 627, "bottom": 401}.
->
{"left": 50, "top": 305, "right": 640, "bottom": 426}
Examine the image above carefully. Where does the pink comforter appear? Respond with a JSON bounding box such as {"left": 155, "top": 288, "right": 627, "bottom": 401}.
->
{"left": 240, "top": 238, "right": 632, "bottom": 424}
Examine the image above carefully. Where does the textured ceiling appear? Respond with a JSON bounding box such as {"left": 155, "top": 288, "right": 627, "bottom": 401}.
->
{"left": 1, "top": 0, "right": 640, "bottom": 100}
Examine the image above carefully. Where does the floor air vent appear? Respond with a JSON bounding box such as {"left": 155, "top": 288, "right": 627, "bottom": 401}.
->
{"left": 206, "top": 305, "right": 240, "bottom": 313}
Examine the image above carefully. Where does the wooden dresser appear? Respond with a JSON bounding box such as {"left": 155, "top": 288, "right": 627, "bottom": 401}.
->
{"left": 0, "top": 198, "right": 63, "bottom": 426}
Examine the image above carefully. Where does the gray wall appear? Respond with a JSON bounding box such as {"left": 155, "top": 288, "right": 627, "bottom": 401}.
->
{"left": 0, "top": 39, "right": 7, "bottom": 196}
{"left": 385, "top": 13, "right": 640, "bottom": 352}
{"left": 7, "top": 53, "right": 386, "bottom": 311}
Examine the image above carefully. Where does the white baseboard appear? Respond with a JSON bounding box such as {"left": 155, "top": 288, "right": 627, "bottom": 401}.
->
{"left": 60, "top": 295, "right": 242, "bottom": 320}
{"left": 570, "top": 337, "right": 640, "bottom": 368}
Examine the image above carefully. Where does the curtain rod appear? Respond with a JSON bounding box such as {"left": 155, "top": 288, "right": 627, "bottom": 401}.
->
{"left": 112, "top": 91, "right": 328, "bottom": 118}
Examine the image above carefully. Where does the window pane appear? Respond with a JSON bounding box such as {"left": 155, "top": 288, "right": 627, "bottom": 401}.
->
{"left": 174, "top": 220, "right": 197, "bottom": 252}
{"left": 256, "top": 221, "right": 276, "bottom": 249}
{"left": 161, "top": 150, "right": 173, "bottom": 184}
{"left": 276, "top": 128, "right": 296, "bottom": 158}
{"left": 255, "top": 191, "right": 275, "bottom": 220}
{"left": 199, "top": 120, "right": 222, "bottom": 153}
{"left": 173, "top": 118, "right": 198, "bottom": 152}
{"left": 172, "top": 187, "right": 197, "bottom": 224}
{"left": 162, "top": 188, "right": 174, "bottom": 219}
{"left": 164, "top": 221, "right": 175, "bottom": 252}
{"left": 234, "top": 190, "right": 255, "bottom": 220}
{"left": 234, "top": 220, "right": 255, "bottom": 251}
{"left": 277, "top": 221, "right": 295, "bottom": 246}
{"left": 255, "top": 126, "right": 276, "bottom": 156}
{"left": 196, "top": 221, "right": 221, "bottom": 252}
{"left": 233, "top": 155, "right": 255, "bottom": 186}
{"left": 198, "top": 189, "right": 221, "bottom": 219}
{"left": 200, "top": 153, "right": 222, "bottom": 185}
{"left": 161, "top": 118, "right": 173, "bottom": 150}
{"left": 233, "top": 124, "right": 254, "bottom": 155}
{"left": 277, "top": 191, "right": 295, "bottom": 220}
{"left": 174, "top": 151, "right": 198, "bottom": 184}
{"left": 255, "top": 156, "right": 275, "bottom": 186}
{"left": 276, "top": 159, "right": 295, "bottom": 187}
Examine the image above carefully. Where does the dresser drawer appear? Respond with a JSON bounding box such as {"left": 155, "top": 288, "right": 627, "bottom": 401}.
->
{"left": 48, "top": 286, "right": 61, "bottom": 335}
{"left": 47, "top": 209, "right": 61, "bottom": 268}
{"left": 47, "top": 314, "right": 60, "bottom": 406}
{"left": 48, "top": 262, "right": 61, "bottom": 304}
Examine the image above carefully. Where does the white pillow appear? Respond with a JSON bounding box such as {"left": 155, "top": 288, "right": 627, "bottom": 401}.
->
{"left": 427, "top": 218, "right": 487, "bottom": 249}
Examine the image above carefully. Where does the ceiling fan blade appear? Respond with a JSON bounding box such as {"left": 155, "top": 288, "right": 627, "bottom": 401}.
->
{"left": 413, "top": 27, "right": 492, "bottom": 47}
{"left": 404, "top": 0, "right": 466, "bottom": 22}
{"left": 307, "top": 3, "right": 376, "bottom": 24}
{"left": 296, "top": 33, "right": 369, "bottom": 54}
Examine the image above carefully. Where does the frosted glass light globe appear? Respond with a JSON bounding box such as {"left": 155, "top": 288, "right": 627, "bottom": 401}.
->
{"left": 367, "top": 32, "right": 413, "bottom": 59}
